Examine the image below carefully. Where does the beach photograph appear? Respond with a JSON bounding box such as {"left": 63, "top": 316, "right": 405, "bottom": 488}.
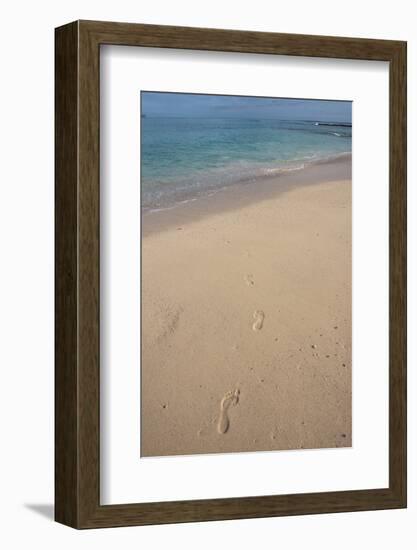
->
{"left": 140, "top": 92, "right": 352, "bottom": 457}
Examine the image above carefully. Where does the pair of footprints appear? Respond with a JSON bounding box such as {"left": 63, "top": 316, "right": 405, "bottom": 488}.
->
{"left": 214, "top": 288, "right": 263, "bottom": 435}
{"left": 214, "top": 309, "right": 263, "bottom": 435}
{"left": 245, "top": 275, "right": 265, "bottom": 331}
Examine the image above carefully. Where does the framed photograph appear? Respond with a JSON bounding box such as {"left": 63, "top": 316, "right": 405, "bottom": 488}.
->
{"left": 55, "top": 20, "right": 406, "bottom": 528}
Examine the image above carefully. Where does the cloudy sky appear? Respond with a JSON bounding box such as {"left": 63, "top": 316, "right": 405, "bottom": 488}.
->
{"left": 141, "top": 92, "right": 352, "bottom": 122}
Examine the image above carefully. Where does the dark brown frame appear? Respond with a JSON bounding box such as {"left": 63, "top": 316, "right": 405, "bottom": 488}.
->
{"left": 55, "top": 20, "right": 407, "bottom": 529}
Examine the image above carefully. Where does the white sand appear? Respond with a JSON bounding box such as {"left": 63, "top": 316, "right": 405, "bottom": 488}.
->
{"left": 141, "top": 160, "right": 352, "bottom": 457}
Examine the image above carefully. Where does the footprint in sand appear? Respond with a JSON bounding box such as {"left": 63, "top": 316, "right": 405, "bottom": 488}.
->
{"left": 252, "top": 310, "right": 265, "bottom": 331}
{"left": 156, "top": 305, "right": 182, "bottom": 342}
{"left": 245, "top": 274, "right": 255, "bottom": 286}
{"left": 217, "top": 389, "right": 240, "bottom": 434}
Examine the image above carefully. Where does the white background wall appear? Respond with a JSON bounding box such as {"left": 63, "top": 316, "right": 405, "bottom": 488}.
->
{"left": 0, "top": 0, "right": 415, "bottom": 547}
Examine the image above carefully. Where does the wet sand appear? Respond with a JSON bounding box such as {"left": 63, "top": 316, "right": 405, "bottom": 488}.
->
{"left": 141, "top": 157, "right": 352, "bottom": 457}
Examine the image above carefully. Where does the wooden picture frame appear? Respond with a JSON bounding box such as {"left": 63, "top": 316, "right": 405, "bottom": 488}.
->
{"left": 55, "top": 20, "right": 407, "bottom": 529}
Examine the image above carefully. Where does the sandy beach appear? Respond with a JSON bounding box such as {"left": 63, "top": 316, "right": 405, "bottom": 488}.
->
{"left": 141, "top": 157, "right": 352, "bottom": 457}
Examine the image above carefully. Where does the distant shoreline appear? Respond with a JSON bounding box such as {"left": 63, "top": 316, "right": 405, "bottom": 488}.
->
{"left": 141, "top": 116, "right": 352, "bottom": 211}
{"left": 142, "top": 116, "right": 351, "bottom": 125}
{"left": 142, "top": 154, "right": 352, "bottom": 236}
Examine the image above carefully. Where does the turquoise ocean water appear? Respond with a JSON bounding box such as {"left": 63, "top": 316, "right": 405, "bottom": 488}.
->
{"left": 141, "top": 117, "right": 352, "bottom": 211}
